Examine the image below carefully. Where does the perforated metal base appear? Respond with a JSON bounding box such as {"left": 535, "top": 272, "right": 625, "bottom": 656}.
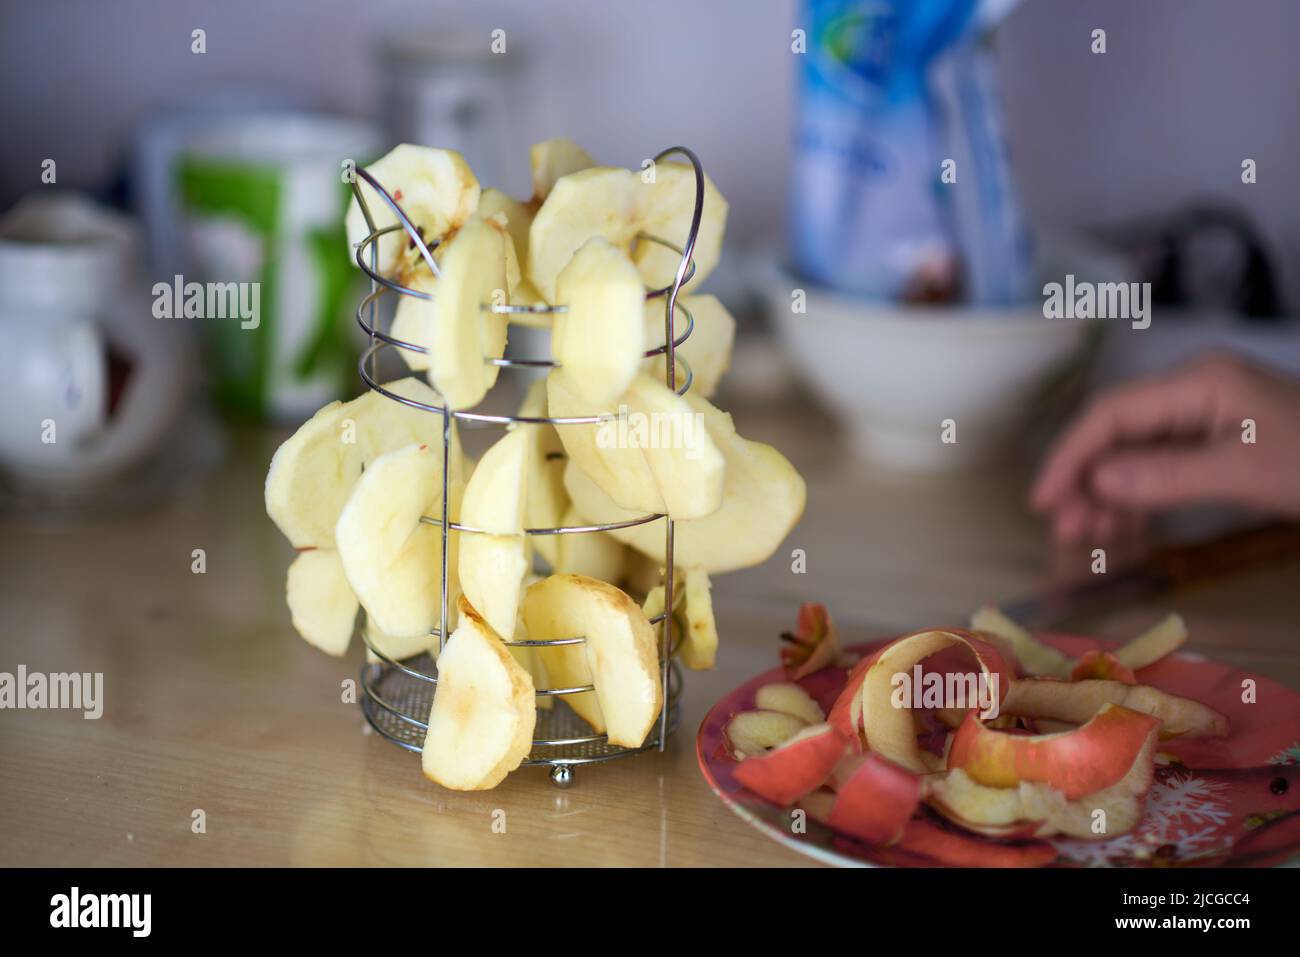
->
{"left": 360, "top": 653, "right": 683, "bottom": 778}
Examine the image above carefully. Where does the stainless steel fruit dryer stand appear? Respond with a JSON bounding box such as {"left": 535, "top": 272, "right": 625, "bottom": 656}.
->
{"left": 351, "top": 147, "right": 706, "bottom": 785}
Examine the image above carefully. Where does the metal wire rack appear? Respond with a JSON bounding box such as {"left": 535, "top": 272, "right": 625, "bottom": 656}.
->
{"left": 349, "top": 146, "right": 705, "bottom": 786}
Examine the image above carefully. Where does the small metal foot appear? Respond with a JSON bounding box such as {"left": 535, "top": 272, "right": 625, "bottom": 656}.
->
{"left": 549, "top": 764, "right": 575, "bottom": 788}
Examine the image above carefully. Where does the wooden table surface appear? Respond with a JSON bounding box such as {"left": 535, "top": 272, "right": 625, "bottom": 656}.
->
{"left": 3, "top": 401, "right": 1298, "bottom": 867}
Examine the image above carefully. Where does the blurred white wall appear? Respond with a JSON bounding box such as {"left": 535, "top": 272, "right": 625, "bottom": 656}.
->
{"left": 1, "top": 0, "right": 1296, "bottom": 305}
{"left": 998, "top": 0, "right": 1300, "bottom": 309}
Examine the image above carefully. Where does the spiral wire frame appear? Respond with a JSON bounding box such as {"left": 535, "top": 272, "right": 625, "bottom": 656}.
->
{"left": 351, "top": 149, "right": 705, "bottom": 783}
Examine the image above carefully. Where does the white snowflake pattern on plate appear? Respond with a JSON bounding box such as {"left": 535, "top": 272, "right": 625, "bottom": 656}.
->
{"left": 1053, "top": 772, "right": 1232, "bottom": 867}
{"left": 1268, "top": 742, "right": 1300, "bottom": 766}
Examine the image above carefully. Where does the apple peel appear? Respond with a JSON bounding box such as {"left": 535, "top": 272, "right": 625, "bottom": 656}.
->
{"left": 780, "top": 603, "right": 841, "bottom": 680}
{"left": 828, "top": 751, "right": 923, "bottom": 846}
{"left": 1071, "top": 650, "right": 1137, "bottom": 684}
{"left": 858, "top": 629, "right": 1012, "bottom": 773}
{"left": 1003, "top": 677, "right": 1229, "bottom": 740}
{"left": 948, "top": 702, "right": 1158, "bottom": 800}
{"left": 894, "top": 818, "right": 1057, "bottom": 868}
{"left": 826, "top": 651, "right": 877, "bottom": 750}
{"left": 970, "top": 605, "right": 1072, "bottom": 678}
{"left": 930, "top": 729, "right": 1157, "bottom": 839}
{"left": 725, "top": 709, "right": 808, "bottom": 759}
{"left": 733, "top": 723, "right": 848, "bottom": 806}
{"left": 754, "top": 682, "right": 825, "bottom": 725}
{"left": 1114, "top": 612, "right": 1188, "bottom": 671}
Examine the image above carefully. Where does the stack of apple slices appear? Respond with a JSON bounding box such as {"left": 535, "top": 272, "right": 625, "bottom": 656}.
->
{"left": 268, "top": 138, "right": 807, "bottom": 790}
{"left": 724, "top": 604, "right": 1231, "bottom": 864}
{"left": 266, "top": 377, "right": 469, "bottom": 657}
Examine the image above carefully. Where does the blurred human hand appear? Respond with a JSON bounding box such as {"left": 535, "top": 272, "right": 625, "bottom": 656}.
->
{"left": 1031, "top": 352, "right": 1300, "bottom": 544}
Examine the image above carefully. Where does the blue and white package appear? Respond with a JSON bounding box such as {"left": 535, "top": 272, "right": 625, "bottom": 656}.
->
{"left": 789, "top": 0, "right": 1031, "bottom": 305}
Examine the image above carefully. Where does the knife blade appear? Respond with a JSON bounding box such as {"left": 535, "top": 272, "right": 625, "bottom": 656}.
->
{"left": 1001, "top": 521, "right": 1300, "bottom": 628}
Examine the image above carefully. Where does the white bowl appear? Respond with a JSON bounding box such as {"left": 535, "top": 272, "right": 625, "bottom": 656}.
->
{"left": 756, "top": 241, "right": 1126, "bottom": 471}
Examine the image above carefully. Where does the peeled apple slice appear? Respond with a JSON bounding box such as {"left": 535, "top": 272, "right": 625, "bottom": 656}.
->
{"left": 516, "top": 380, "right": 568, "bottom": 567}
{"left": 458, "top": 429, "right": 531, "bottom": 639}
{"left": 389, "top": 217, "right": 520, "bottom": 355}
{"left": 547, "top": 373, "right": 654, "bottom": 508}
{"left": 532, "top": 622, "right": 602, "bottom": 732}
{"left": 632, "top": 161, "right": 728, "bottom": 294}
{"left": 547, "top": 505, "right": 627, "bottom": 581}
{"left": 678, "top": 566, "right": 718, "bottom": 669}
{"left": 530, "top": 137, "right": 595, "bottom": 202}
{"left": 510, "top": 278, "right": 549, "bottom": 318}
{"left": 389, "top": 273, "right": 435, "bottom": 372}
{"left": 642, "top": 294, "right": 736, "bottom": 398}
{"left": 564, "top": 390, "right": 805, "bottom": 572}
{"left": 640, "top": 577, "right": 678, "bottom": 622}
{"left": 552, "top": 238, "right": 646, "bottom": 406}
{"left": 422, "top": 597, "right": 536, "bottom": 791}
{"left": 265, "top": 377, "right": 462, "bottom": 549}
{"left": 522, "top": 574, "right": 662, "bottom": 748}
{"left": 268, "top": 379, "right": 462, "bottom": 652}
{"left": 477, "top": 187, "right": 535, "bottom": 284}
{"left": 628, "top": 376, "right": 726, "bottom": 518}
{"left": 497, "top": 217, "right": 523, "bottom": 300}
{"left": 285, "top": 548, "right": 359, "bottom": 656}
{"left": 548, "top": 372, "right": 725, "bottom": 518}
{"left": 509, "top": 587, "right": 553, "bottom": 712}
{"left": 642, "top": 565, "right": 718, "bottom": 670}
{"left": 390, "top": 215, "right": 509, "bottom": 411}
{"left": 460, "top": 427, "right": 531, "bottom": 536}
{"left": 427, "top": 215, "right": 511, "bottom": 410}
{"left": 528, "top": 166, "right": 639, "bottom": 303}
{"left": 335, "top": 442, "right": 465, "bottom": 639}
{"left": 345, "top": 145, "right": 480, "bottom": 279}
{"left": 364, "top": 613, "right": 438, "bottom": 664}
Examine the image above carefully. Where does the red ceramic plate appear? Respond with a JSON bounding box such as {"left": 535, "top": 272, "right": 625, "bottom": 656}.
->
{"left": 698, "top": 634, "right": 1300, "bottom": 867}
